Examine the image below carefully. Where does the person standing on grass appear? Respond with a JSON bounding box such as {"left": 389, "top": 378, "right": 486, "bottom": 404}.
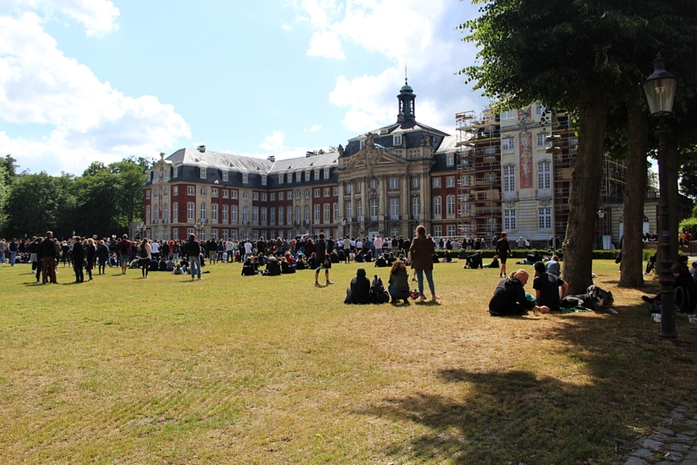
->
{"left": 85, "top": 238, "right": 97, "bottom": 281}
{"left": 408, "top": 225, "right": 438, "bottom": 302}
{"left": 495, "top": 232, "right": 513, "bottom": 278}
{"left": 187, "top": 234, "right": 202, "bottom": 280}
{"left": 39, "top": 231, "right": 58, "bottom": 284}
{"left": 314, "top": 232, "right": 333, "bottom": 287}
{"left": 72, "top": 236, "right": 85, "bottom": 283}
{"left": 117, "top": 234, "right": 132, "bottom": 275}
{"left": 138, "top": 238, "right": 152, "bottom": 279}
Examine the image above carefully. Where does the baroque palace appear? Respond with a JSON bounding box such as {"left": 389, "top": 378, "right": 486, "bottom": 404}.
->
{"left": 143, "top": 80, "right": 635, "bottom": 247}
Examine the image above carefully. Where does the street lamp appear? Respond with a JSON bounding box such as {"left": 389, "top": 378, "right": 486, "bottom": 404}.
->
{"left": 642, "top": 53, "right": 678, "bottom": 338}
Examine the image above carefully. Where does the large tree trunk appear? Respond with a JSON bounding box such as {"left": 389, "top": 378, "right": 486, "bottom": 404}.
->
{"left": 562, "top": 89, "right": 607, "bottom": 294}
{"left": 618, "top": 99, "right": 647, "bottom": 288}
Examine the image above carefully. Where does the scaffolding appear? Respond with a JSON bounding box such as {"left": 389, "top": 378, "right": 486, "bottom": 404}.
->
{"left": 455, "top": 109, "right": 502, "bottom": 240}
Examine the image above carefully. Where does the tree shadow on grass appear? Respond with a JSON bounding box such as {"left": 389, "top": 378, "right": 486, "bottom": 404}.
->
{"left": 362, "top": 302, "right": 697, "bottom": 464}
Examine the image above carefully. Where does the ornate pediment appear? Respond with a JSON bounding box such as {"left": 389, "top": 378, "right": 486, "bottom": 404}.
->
{"left": 339, "top": 146, "right": 407, "bottom": 170}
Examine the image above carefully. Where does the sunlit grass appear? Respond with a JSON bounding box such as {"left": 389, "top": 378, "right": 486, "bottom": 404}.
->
{"left": 0, "top": 259, "right": 694, "bottom": 464}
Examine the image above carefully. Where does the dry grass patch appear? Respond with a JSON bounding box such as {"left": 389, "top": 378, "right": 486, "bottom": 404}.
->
{"left": 0, "top": 260, "right": 695, "bottom": 464}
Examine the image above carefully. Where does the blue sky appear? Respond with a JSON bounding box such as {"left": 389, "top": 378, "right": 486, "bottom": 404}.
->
{"left": 0, "top": 0, "right": 488, "bottom": 176}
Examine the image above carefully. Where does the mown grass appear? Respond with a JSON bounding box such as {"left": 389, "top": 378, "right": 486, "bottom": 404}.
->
{"left": 0, "top": 259, "right": 695, "bottom": 464}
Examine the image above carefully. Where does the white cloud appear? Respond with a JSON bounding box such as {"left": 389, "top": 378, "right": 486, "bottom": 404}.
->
{"left": 259, "top": 130, "right": 286, "bottom": 152}
{"left": 289, "top": 0, "right": 487, "bottom": 134}
{"left": 306, "top": 30, "right": 344, "bottom": 59}
{"left": 4, "top": 0, "right": 120, "bottom": 36}
{"left": 0, "top": 8, "right": 190, "bottom": 175}
{"left": 281, "top": 23, "right": 292, "bottom": 31}
{"left": 309, "top": 124, "right": 322, "bottom": 132}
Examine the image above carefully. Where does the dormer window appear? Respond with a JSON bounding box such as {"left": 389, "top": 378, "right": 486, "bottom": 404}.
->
{"left": 314, "top": 169, "right": 320, "bottom": 180}
{"left": 324, "top": 168, "right": 330, "bottom": 179}
{"left": 222, "top": 171, "right": 228, "bottom": 182}
{"left": 279, "top": 173, "right": 284, "bottom": 185}
{"left": 200, "top": 168, "right": 206, "bottom": 179}
{"left": 393, "top": 135, "right": 402, "bottom": 146}
{"left": 242, "top": 173, "right": 249, "bottom": 184}
{"left": 261, "top": 175, "right": 267, "bottom": 186}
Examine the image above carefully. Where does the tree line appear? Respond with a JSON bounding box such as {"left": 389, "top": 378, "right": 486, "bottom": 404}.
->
{"left": 0, "top": 155, "right": 150, "bottom": 241}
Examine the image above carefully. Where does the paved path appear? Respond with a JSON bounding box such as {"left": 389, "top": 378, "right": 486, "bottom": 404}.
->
{"left": 625, "top": 400, "right": 697, "bottom": 464}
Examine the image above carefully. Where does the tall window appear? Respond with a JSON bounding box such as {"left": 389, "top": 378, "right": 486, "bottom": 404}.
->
{"left": 504, "top": 209, "right": 516, "bottom": 230}
{"left": 369, "top": 199, "right": 378, "bottom": 218}
{"left": 447, "top": 195, "right": 455, "bottom": 215}
{"left": 323, "top": 203, "right": 330, "bottom": 223}
{"left": 172, "top": 202, "right": 178, "bottom": 222}
{"left": 503, "top": 165, "right": 516, "bottom": 192}
{"left": 222, "top": 171, "right": 228, "bottom": 182}
{"left": 146, "top": 205, "right": 151, "bottom": 224}
{"left": 261, "top": 207, "right": 267, "bottom": 224}
{"left": 304, "top": 205, "right": 310, "bottom": 222}
{"left": 200, "top": 168, "right": 206, "bottom": 179}
{"left": 345, "top": 201, "right": 352, "bottom": 219}
{"left": 278, "top": 207, "right": 284, "bottom": 224}
{"left": 270, "top": 207, "right": 276, "bottom": 225}
{"left": 333, "top": 203, "right": 338, "bottom": 222}
{"left": 434, "top": 226, "right": 442, "bottom": 238}
{"left": 187, "top": 202, "right": 194, "bottom": 220}
{"left": 389, "top": 177, "right": 399, "bottom": 190}
{"left": 295, "top": 205, "right": 301, "bottom": 223}
{"left": 432, "top": 177, "right": 441, "bottom": 188}
{"left": 446, "top": 176, "right": 455, "bottom": 187}
{"left": 223, "top": 205, "right": 229, "bottom": 222}
{"left": 434, "top": 196, "right": 442, "bottom": 215}
{"left": 356, "top": 201, "right": 362, "bottom": 218}
{"left": 390, "top": 198, "right": 399, "bottom": 218}
{"left": 446, "top": 154, "right": 454, "bottom": 167}
{"left": 231, "top": 205, "right": 238, "bottom": 222}
{"left": 537, "top": 133, "right": 547, "bottom": 147}
{"left": 242, "top": 173, "right": 248, "bottom": 184}
{"left": 412, "top": 177, "right": 419, "bottom": 188}
{"left": 242, "top": 206, "right": 248, "bottom": 223}
{"left": 200, "top": 203, "right": 206, "bottom": 220}
{"left": 252, "top": 207, "right": 259, "bottom": 224}
{"left": 538, "top": 161, "right": 551, "bottom": 189}
{"left": 211, "top": 203, "right": 218, "bottom": 222}
{"left": 154, "top": 205, "right": 159, "bottom": 221}
{"left": 287, "top": 206, "right": 292, "bottom": 223}
{"left": 314, "top": 204, "right": 320, "bottom": 222}
{"left": 539, "top": 207, "right": 552, "bottom": 229}
{"left": 412, "top": 197, "right": 419, "bottom": 218}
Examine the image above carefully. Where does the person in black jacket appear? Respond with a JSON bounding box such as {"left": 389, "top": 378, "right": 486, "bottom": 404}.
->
{"left": 187, "top": 234, "right": 202, "bottom": 280}
{"left": 39, "top": 231, "right": 58, "bottom": 284}
{"left": 344, "top": 268, "right": 372, "bottom": 304}
{"left": 488, "top": 269, "right": 550, "bottom": 316}
{"left": 72, "top": 237, "right": 85, "bottom": 283}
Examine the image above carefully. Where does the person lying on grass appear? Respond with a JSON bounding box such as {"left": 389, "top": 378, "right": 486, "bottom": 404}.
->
{"left": 488, "top": 269, "right": 550, "bottom": 316}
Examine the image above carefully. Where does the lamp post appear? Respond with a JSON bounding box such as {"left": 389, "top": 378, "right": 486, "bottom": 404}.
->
{"left": 597, "top": 208, "right": 606, "bottom": 250}
{"left": 342, "top": 218, "right": 347, "bottom": 237}
{"left": 642, "top": 53, "right": 678, "bottom": 338}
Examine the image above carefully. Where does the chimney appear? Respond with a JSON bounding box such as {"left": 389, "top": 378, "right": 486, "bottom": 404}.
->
{"left": 267, "top": 155, "right": 276, "bottom": 162}
{"left": 197, "top": 145, "right": 206, "bottom": 153}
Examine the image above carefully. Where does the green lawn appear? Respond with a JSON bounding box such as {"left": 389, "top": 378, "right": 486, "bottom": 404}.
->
{"left": 0, "top": 259, "right": 695, "bottom": 464}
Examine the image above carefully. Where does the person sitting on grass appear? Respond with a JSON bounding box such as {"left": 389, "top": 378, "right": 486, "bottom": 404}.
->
{"left": 388, "top": 260, "right": 411, "bottom": 304}
{"left": 241, "top": 256, "right": 257, "bottom": 276}
{"left": 442, "top": 250, "right": 452, "bottom": 263}
{"left": 295, "top": 254, "right": 309, "bottom": 270}
{"left": 263, "top": 256, "right": 281, "bottom": 276}
{"left": 488, "top": 269, "right": 550, "bottom": 316}
{"left": 465, "top": 251, "right": 483, "bottom": 269}
{"left": 280, "top": 257, "right": 296, "bottom": 274}
{"left": 642, "top": 257, "right": 697, "bottom": 313}
{"left": 344, "top": 267, "right": 372, "bottom": 304}
{"left": 375, "top": 254, "right": 388, "bottom": 267}
{"left": 483, "top": 255, "right": 500, "bottom": 269}
{"left": 519, "top": 249, "right": 543, "bottom": 265}
{"left": 172, "top": 263, "right": 184, "bottom": 275}
{"left": 532, "top": 261, "right": 568, "bottom": 312}
{"left": 545, "top": 255, "right": 561, "bottom": 277}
